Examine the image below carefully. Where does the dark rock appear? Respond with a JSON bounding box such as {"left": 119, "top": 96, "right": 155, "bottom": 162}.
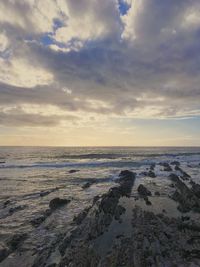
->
{"left": 114, "top": 205, "right": 126, "bottom": 220}
{"left": 182, "top": 249, "right": 200, "bottom": 259}
{"left": 82, "top": 181, "right": 94, "bottom": 189}
{"left": 160, "top": 162, "right": 169, "bottom": 167}
{"left": 30, "top": 208, "right": 52, "bottom": 227}
{"left": 144, "top": 197, "right": 152, "bottom": 206}
{"left": 30, "top": 215, "right": 46, "bottom": 227}
{"left": 179, "top": 203, "right": 194, "bottom": 214}
{"left": 164, "top": 166, "right": 172, "bottom": 172}
{"left": 118, "top": 170, "right": 136, "bottom": 196}
{"left": 191, "top": 182, "right": 200, "bottom": 198}
{"left": 44, "top": 208, "right": 52, "bottom": 217}
{"left": 175, "top": 166, "right": 191, "bottom": 180}
{"left": 9, "top": 205, "right": 26, "bottom": 214}
{"left": 119, "top": 170, "right": 133, "bottom": 177}
{"left": 170, "top": 174, "right": 200, "bottom": 213}
{"left": 0, "top": 243, "right": 9, "bottom": 262}
{"left": 7, "top": 233, "right": 27, "bottom": 251}
{"left": 155, "top": 191, "right": 160, "bottom": 196}
{"left": 161, "top": 162, "right": 173, "bottom": 172}
{"left": 73, "top": 207, "right": 91, "bottom": 225}
{"left": 69, "top": 169, "right": 79, "bottom": 173}
{"left": 39, "top": 188, "right": 59, "bottom": 197}
{"left": 178, "top": 222, "right": 200, "bottom": 232}
{"left": 0, "top": 161, "right": 5, "bottom": 164}
{"left": 40, "top": 191, "right": 51, "bottom": 197}
{"left": 49, "top": 198, "right": 71, "bottom": 210}
{"left": 150, "top": 163, "right": 156, "bottom": 171}
{"left": 138, "top": 184, "right": 152, "bottom": 197}
{"left": 171, "top": 190, "right": 181, "bottom": 202}
{"left": 3, "top": 200, "right": 11, "bottom": 208}
{"left": 140, "top": 171, "right": 148, "bottom": 176}
{"left": 170, "top": 161, "right": 180, "bottom": 166}
{"left": 148, "top": 170, "right": 156, "bottom": 178}
{"left": 93, "top": 195, "right": 100, "bottom": 205}
{"left": 59, "top": 244, "right": 99, "bottom": 267}
{"left": 169, "top": 173, "right": 179, "bottom": 183}
{"left": 181, "top": 216, "right": 190, "bottom": 221}
{"left": 99, "top": 187, "right": 121, "bottom": 214}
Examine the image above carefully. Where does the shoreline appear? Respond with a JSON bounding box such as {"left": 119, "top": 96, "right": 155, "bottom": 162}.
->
{"left": 1, "top": 162, "right": 200, "bottom": 266}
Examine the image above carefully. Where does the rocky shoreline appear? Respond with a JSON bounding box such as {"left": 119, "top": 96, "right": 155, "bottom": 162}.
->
{"left": 1, "top": 163, "right": 200, "bottom": 266}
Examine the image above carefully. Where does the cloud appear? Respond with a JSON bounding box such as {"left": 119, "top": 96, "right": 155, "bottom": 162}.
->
{"left": 0, "top": 57, "right": 53, "bottom": 87}
{"left": 0, "top": 0, "right": 200, "bottom": 129}
{"left": 55, "top": 0, "right": 122, "bottom": 44}
{"left": 0, "top": 106, "right": 78, "bottom": 127}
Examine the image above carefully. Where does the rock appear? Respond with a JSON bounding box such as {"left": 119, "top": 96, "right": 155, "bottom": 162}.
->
{"left": 174, "top": 166, "right": 191, "bottom": 180}
{"left": 30, "top": 208, "right": 52, "bottom": 227}
{"left": 169, "top": 174, "right": 200, "bottom": 213}
{"left": 169, "top": 173, "right": 179, "bottom": 183}
{"left": 171, "top": 190, "right": 181, "bottom": 202}
{"left": 161, "top": 162, "right": 172, "bottom": 172}
{"left": 69, "top": 170, "right": 79, "bottom": 173}
{"left": 3, "top": 200, "right": 11, "bottom": 208}
{"left": 191, "top": 182, "right": 200, "bottom": 198}
{"left": 30, "top": 183, "right": 200, "bottom": 267}
{"left": 73, "top": 207, "right": 91, "bottom": 225}
{"left": 138, "top": 184, "right": 152, "bottom": 197}
{"left": 7, "top": 233, "right": 27, "bottom": 251}
{"left": 39, "top": 188, "right": 59, "bottom": 197}
{"left": 9, "top": 205, "right": 26, "bottom": 214}
{"left": 0, "top": 161, "right": 5, "bottom": 164}
{"left": 181, "top": 216, "right": 190, "bottom": 221}
{"left": 82, "top": 181, "right": 94, "bottom": 189}
{"left": 44, "top": 208, "right": 52, "bottom": 217}
{"left": 114, "top": 205, "right": 126, "bottom": 220}
{"left": 150, "top": 164, "right": 156, "bottom": 171}
{"left": 177, "top": 222, "right": 200, "bottom": 232}
{"left": 30, "top": 215, "right": 46, "bottom": 227}
{"left": 144, "top": 197, "right": 152, "bottom": 206}
{"left": 92, "top": 195, "right": 100, "bottom": 205}
{"left": 170, "top": 161, "right": 180, "bottom": 166}
{"left": 155, "top": 191, "right": 160, "bottom": 196}
{"left": 118, "top": 170, "right": 136, "bottom": 196}
{"left": 148, "top": 171, "right": 156, "bottom": 178}
{"left": 119, "top": 170, "right": 135, "bottom": 180}
{"left": 140, "top": 171, "right": 148, "bottom": 176}
{"left": 0, "top": 243, "right": 9, "bottom": 262}
{"left": 49, "top": 198, "right": 71, "bottom": 210}
{"left": 40, "top": 191, "right": 51, "bottom": 197}
{"left": 99, "top": 187, "right": 121, "bottom": 214}
{"left": 164, "top": 165, "right": 172, "bottom": 172}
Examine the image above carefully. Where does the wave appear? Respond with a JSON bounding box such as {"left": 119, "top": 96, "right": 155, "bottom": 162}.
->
{"left": 54, "top": 152, "right": 200, "bottom": 160}
{"left": 0, "top": 160, "right": 145, "bottom": 169}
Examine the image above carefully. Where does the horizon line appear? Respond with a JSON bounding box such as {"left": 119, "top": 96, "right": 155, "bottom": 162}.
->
{"left": 1, "top": 145, "right": 200, "bottom": 148}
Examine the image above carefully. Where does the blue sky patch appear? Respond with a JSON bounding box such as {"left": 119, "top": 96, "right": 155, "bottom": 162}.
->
{"left": 118, "top": 0, "right": 131, "bottom": 15}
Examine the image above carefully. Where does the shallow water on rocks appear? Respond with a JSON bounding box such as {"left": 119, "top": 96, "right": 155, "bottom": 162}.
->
{"left": 0, "top": 146, "right": 200, "bottom": 258}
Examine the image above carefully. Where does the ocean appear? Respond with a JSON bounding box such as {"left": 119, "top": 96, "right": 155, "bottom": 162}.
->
{"left": 0, "top": 146, "right": 200, "bottom": 252}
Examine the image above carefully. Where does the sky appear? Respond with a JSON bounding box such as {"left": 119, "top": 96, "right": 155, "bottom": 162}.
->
{"left": 0, "top": 0, "right": 200, "bottom": 146}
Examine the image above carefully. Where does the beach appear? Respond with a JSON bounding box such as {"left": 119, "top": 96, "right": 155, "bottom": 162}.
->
{"left": 1, "top": 147, "right": 200, "bottom": 266}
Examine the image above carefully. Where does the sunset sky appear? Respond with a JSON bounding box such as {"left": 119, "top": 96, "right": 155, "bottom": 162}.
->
{"left": 0, "top": 0, "right": 200, "bottom": 146}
